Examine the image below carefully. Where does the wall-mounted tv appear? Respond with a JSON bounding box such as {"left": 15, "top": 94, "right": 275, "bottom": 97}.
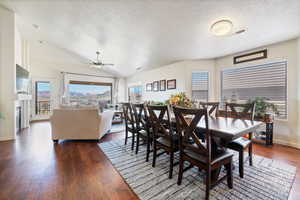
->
{"left": 16, "top": 64, "right": 29, "bottom": 93}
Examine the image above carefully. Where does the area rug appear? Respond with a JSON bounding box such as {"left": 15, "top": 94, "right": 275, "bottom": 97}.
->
{"left": 99, "top": 140, "right": 296, "bottom": 200}
{"left": 109, "top": 123, "right": 125, "bottom": 133}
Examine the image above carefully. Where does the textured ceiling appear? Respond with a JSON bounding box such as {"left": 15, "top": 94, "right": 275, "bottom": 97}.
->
{"left": 1, "top": 0, "right": 300, "bottom": 77}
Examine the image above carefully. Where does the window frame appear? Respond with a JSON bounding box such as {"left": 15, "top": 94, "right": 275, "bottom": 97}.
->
{"left": 191, "top": 71, "right": 210, "bottom": 102}
{"left": 68, "top": 80, "right": 113, "bottom": 104}
{"left": 220, "top": 61, "right": 288, "bottom": 120}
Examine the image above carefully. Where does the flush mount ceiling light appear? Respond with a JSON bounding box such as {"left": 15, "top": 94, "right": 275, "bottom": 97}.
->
{"left": 210, "top": 20, "right": 233, "bottom": 36}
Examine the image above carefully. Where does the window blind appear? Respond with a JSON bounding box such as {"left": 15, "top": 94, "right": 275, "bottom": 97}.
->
{"left": 221, "top": 61, "right": 287, "bottom": 119}
{"left": 192, "top": 72, "right": 209, "bottom": 101}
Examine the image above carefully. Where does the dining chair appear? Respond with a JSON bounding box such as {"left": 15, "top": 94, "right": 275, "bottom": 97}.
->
{"left": 147, "top": 105, "right": 179, "bottom": 179}
{"left": 122, "top": 103, "right": 136, "bottom": 150}
{"left": 225, "top": 102, "right": 256, "bottom": 178}
{"left": 173, "top": 106, "right": 233, "bottom": 200}
{"left": 199, "top": 102, "right": 219, "bottom": 117}
{"left": 132, "top": 103, "right": 153, "bottom": 161}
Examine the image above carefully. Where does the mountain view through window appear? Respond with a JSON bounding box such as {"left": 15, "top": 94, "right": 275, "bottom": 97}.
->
{"left": 69, "top": 82, "right": 112, "bottom": 106}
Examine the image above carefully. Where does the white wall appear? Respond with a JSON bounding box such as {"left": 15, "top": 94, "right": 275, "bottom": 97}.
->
{"left": 0, "top": 6, "right": 16, "bottom": 140}
{"left": 215, "top": 39, "right": 299, "bottom": 148}
{"left": 126, "top": 59, "right": 215, "bottom": 102}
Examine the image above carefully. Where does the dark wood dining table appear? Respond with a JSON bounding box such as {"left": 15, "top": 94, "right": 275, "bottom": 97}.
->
{"left": 197, "top": 116, "right": 263, "bottom": 143}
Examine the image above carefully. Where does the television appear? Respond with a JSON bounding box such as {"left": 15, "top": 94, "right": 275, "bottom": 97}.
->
{"left": 16, "top": 64, "right": 29, "bottom": 93}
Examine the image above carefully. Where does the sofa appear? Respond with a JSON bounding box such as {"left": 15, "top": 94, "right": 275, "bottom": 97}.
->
{"left": 50, "top": 108, "right": 114, "bottom": 142}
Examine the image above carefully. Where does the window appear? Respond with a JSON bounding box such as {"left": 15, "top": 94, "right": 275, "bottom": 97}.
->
{"left": 35, "top": 81, "right": 51, "bottom": 115}
{"left": 69, "top": 81, "right": 112, "bottom": 106}
{"left": 221, "top": 61, "right": 287, "bottom": 119}
{"left": 192, "top": 72, "right": 209, "bottom": 101}
{"left": 128, "top": 86, "right": 142, "bottom": 103}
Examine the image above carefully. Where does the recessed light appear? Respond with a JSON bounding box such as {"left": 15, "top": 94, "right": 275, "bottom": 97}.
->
{"left": 210, "top": 20, "right": 233, "bottom": 36}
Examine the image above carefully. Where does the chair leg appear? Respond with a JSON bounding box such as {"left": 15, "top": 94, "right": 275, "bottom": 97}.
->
{"left": 146, "top": 138, "right": 150, "bottom": 162}
{"left": 249, "top": 133, "right": 253, "bottom": 166}
{"left": 131, "top": 131, "right": 135, "bottom": 150}
{"left": 152, "top": 141, "right": 157, "bottom": 167}
{"left": 249, "top": 143, "right": 253, "bottom": 166}
{"left": 177, "top": 155, "right": 184, "bottom": 185}
{"left": 239, "top": 151, "right": 244, "bottom": 178}
{"left": 205, "top": 169, "right": 211, "bottom": 200}
{"left": 124, "top": 128, "right": 128, "bottom": 145}
{"left": 169, "top": 152, "right": 174, "bottom": 179}
{"left": 225, "top": 161, "right": 233, "bottom": 189}
{"left": 135, "top": 133, "right": 140, "bottom": 154}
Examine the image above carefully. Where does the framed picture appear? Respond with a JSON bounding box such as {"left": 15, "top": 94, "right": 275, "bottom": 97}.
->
{"left": 160, "top": 80, "right": 166, "bottom": 91}
{"left": 167, "top": 79, "right": 176, "bottom": 90}
{"left": 146, "top": 83, "right": 152, "bottom": 91}
{"left": 153, "top": 81, "right": 159, "bottom": 92}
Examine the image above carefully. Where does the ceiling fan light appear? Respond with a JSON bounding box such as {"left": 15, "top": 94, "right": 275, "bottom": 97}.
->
{"left": 210, "top": 20, "right": 233, "bottom": 36}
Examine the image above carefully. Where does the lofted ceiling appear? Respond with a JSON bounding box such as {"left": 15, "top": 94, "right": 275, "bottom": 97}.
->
{"left": 1, "top": 0, "right": 300, "bottom": 77}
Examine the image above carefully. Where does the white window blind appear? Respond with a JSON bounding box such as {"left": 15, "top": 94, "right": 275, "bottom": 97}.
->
{"left": 221, "top": 61, "right": 287, "bottom": 119}
{"left": 192, "top": 72, "right": 209, "bottom": 101}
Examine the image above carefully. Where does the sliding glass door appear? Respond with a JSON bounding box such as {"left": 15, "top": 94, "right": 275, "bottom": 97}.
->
{"left": 34, "top": 81, "right": 52, "bottom": 119}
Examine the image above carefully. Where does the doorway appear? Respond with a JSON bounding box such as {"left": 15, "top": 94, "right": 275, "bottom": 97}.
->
{"left": 34, "top": 81, "right": 51, "bottom": 119}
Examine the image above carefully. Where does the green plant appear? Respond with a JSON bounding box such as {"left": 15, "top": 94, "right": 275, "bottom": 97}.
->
{"left": 0, "top": 112, "right": 4, "bottom": 120}
{"left": 247, "top": 97, "right": 279, "bottom": 119}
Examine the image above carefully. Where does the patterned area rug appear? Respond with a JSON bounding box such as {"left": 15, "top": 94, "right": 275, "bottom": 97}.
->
{"left": 99, "top": 140, "right": 296, "bottom": 200}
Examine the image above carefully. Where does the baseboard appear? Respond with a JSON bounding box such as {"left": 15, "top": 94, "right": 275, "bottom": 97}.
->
{"left": 30, "top": 119, "right": 50, "bottom": 123}
{"left": 0, "top": 136, "right": 15, "bottom": 141}
{"left": 273, "top": 139, "right": 300, "bottom": 149}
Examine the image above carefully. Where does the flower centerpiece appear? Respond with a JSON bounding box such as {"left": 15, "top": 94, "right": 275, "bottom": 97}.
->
{"left": 166, "top": 92, "right": 193, "bottom": 108}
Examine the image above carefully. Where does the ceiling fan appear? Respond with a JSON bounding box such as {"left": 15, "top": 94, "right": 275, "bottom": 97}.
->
{"left": 89, "top": 51, "right": 114, "bottom": 69}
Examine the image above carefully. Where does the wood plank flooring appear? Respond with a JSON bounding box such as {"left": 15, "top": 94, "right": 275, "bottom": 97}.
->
{"left": 0, "top": 121, "right": 299, "bottom": 200}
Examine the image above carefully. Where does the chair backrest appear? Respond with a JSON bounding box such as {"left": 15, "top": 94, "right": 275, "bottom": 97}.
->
{"left": 132, "top": 103, "right": 149, "bottom": 131}
{"left": 122, "top": 103, "right": 135, "bottom": 127}
{"left": 225, "top": 102, "right": 256, "bottom": 120}
{"left": 199, "top": 102, "right": 219, "bottom": 116}
{"left": 147, "top": 105, "right": 174, "bottom": 143}
{"left": 173, "top": 106, "right": 211, "bottom": 163}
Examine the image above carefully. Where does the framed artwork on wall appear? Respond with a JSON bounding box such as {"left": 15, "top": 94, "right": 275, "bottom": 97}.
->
{"left": 167, "top": 79, "right": 176, "bottom": 90}
{"left": 146, "top": 83, "right": 152, "bottom": 91}
{"left": 160, "top": 80, "right": 166, "bottom": 91}
{"left": 153, "top": 81, "right": 159, "bottom": 92}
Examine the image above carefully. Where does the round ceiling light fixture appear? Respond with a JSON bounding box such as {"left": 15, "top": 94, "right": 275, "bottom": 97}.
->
{"left": 210, "top": 20, "right": 233, "bottom": 36}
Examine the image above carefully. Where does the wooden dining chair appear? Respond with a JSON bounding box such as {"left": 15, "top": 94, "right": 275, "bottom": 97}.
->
{"left": 173, "top": 106, "right": 233, "bottom": 200}
{"left": 132, "top": 103, "right": 152, "bottom": 161}
{"left": 147, "top": 105, "right": 179, "bottom": 179}
{"left": 199, "top": 102, "right": 219, "bottom": 117}
{"left": 122, "top": 103, "right": 136, "bottom": 150}
{"left": 225, "top": 102, "right": 256, "bottom": 178}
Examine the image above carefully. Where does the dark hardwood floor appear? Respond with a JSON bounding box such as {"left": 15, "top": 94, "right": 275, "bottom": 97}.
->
{"left": 0, "top": 121, "right": 299, "bottom": 200}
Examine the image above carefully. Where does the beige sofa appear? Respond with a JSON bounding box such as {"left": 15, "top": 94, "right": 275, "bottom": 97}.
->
{"left": 50, "top": 108, "right": 114, "bottom": 142}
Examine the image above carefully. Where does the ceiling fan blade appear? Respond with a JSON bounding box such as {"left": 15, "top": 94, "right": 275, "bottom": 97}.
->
{"left": 102, "top": 63, "right": 114, "bottom": 66}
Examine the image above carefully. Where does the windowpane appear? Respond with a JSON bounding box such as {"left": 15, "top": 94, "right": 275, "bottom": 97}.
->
{"left": 69, "top": 82, "right": 112, "bottom": 106}
{"left": 192, "top": 72, "right": 209, "bottom": 101}
{"left": 221, "top": 61, "right": 287, "bottom": 119}
{"left": 36, "top": 81, "right": 51, "bottom": 115}
{"left": 128, "top": 86, "right": 142, "bottom": 103}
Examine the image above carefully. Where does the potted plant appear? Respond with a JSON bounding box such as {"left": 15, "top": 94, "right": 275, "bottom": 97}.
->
{"left": 247, "top": 97, "right": 279, "bottom": 122}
